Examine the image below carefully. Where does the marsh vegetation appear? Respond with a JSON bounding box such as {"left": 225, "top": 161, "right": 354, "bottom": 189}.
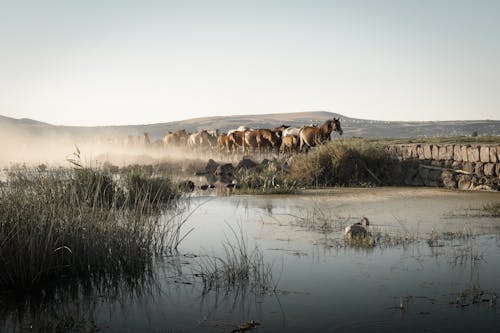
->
{"left": 0, "top": 160, "right": 184, "bottom": 294}
{"left": 288, "top": 139, "right": 399, "bottom": 187}
{"left": 195, "top": 224, "right": 274, "bottom": 295}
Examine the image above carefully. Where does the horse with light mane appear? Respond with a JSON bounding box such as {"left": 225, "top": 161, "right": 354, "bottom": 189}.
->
{"left": 282, "top": 127, "right": 300, "bottom": 138}
{"left": 228, "top": 130, "right": 247, "bottom": 155}
{"left": 188, "top": 129, "right": 218, "bottom": 151}
{"left": 217, "top": 133, "right": 234, "bottom": 155}
{"left": 227, "top": 126, "right": 250, "bottom": 135}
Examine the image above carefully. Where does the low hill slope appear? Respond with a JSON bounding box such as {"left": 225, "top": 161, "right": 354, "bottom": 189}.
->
{"left": 1, "top": 112, "right": 499, "bottom": 143}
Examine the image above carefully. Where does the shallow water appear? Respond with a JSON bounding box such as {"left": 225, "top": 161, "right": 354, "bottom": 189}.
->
{"left": 3, "top": 188, "right": 500, "bottom": 332}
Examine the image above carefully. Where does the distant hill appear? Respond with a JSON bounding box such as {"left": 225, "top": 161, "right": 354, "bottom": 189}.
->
{"left": 1, "top": 112, "right": 499, "bottom": 143}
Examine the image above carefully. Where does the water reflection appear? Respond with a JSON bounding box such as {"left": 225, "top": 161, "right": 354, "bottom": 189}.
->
{"left": 0, "top": 270, "right": 160, "bottom": 332}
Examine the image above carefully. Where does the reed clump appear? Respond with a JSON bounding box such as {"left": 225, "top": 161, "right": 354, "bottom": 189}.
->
{"left": 0, "top": 164, "right": 183, "bottom": 294}
{"left": 234, "top": 162, "right": 298, "bottom": 194}
{"left": 123, "top": 169, "right": 180, "bottom": 210}
{"left": 195, "top": 225, "right": 274, "bottom": 294}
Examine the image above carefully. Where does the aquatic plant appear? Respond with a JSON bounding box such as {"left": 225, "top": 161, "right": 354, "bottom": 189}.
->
{"left": 0, "top": 164, "right": 183, "bottom": 294}
{"left": 234, "top": 162, "right": 298, "bottom": 194}
{"left": 195, "top": 225, "right": 274, "bottom": 294}
{"left": 123, "top": 168, "right": 180, "bottom": 210}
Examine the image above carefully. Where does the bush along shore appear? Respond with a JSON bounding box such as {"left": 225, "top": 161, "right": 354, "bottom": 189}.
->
{"left": 0, "top": 160, "right": 185, "bottom": 295}
{"left": 191, "top": 139, "right": 414, "bottom": 192}
{"left": 189, "top": 139, "right": 499, "bottom": 192}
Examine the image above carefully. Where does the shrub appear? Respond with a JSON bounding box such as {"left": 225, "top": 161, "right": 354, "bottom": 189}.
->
{"left": 289, "top": 139, "right": 399, "bottom": 187}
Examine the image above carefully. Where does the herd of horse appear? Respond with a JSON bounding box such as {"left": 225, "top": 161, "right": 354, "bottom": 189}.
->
{"left": 161, "top": 117, "right": 343, "bottom": 157}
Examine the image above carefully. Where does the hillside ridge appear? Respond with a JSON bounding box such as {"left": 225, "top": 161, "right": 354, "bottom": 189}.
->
{"left": 1, "top": 111, "right": 499, "bottom": 141}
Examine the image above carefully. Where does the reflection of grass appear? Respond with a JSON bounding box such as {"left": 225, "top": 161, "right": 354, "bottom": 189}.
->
{"left": 452, "top": 286, "right": 498, "bottom": 308}
{"left": 484, "top": 202, "right": 500, "bottom": 217}
{"left": 195, "top": 225, "right": 274, "bottom": 294}
{"left": 287, "top": 204, "right": 347, "bottom": 234}
{"left": 1, "top": 269, "right": 159, "bottom": 333}
{"left": 447, "top": 203, "right": 500, "bottom": 218}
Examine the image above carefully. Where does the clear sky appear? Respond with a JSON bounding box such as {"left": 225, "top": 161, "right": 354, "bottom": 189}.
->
{"left": 1, "top": 0, "right": 499, "bottom": 126}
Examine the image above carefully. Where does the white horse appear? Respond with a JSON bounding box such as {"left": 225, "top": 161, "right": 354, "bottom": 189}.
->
{"left": 227, "top": 126, "right": 251, "bottom": 135}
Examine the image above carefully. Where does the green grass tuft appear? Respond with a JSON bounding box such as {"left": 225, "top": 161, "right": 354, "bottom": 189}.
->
{"left": 234, "top": 162, "right": 299, "bottom": 194}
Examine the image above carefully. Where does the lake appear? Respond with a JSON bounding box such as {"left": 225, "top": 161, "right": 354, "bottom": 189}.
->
{"left": 2, "top": 187, "right": 499, "bottom": 332}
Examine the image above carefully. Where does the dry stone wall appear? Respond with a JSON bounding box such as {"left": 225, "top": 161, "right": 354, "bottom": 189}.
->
{"left": 386, "top": 144, "right": 500, "bottom": 191}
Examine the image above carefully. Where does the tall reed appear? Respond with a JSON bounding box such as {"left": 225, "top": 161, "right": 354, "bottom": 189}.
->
{"left": 0, "top": 165, "right": 182, "bottom": 293}
{"left": 195, "top": 224, "right": 274, "bottom": 294}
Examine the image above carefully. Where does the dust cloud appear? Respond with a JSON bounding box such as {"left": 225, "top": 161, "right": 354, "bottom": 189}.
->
{"left": 0, "top": 126, "right": 214, "bottom": 169}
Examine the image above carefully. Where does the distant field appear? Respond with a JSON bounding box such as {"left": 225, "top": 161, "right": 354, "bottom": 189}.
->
{"left": 2, "top": 112, "right": 499, "bottom": 142}
{"left": 362, "top": 135, "right": 500, "bottom": 145}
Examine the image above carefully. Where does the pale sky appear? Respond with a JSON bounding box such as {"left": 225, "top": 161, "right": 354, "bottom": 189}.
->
{"left": 1, "top": 0, "right": 499, "bottom": 126}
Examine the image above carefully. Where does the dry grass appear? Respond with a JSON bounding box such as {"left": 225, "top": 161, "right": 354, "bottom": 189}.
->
{"left": 365, "top": 135, "right": 500, "bottom": 145}
{"left": 289, "top": 139, "right": 399, "bottom": 187}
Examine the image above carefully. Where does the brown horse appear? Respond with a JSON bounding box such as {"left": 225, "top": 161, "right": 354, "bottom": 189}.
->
{"left": 261, "top": 129, "right": 283, "bottom": 155}
{"left": 163, "top": 132, "right": 174, "bottom": 145}
{"left": 163, "top": 129, "right": 189, "bottom": 147}
{"left": 280, "top": 134, "right": 298, "bottom": 155}
{"left": 299, "top": 118, "right": 343, "bottom": 152}
{"left": 244, "top": 129, "right": 282, "bottom": 156}
{"left": 125, "top": 132, "right": 150, "bottom": 147}
{"left": 228, "top": 130, "right": 247, "bottom": 154}
{"left": 217, "top": 133, "right": 235, "bottom": 154}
